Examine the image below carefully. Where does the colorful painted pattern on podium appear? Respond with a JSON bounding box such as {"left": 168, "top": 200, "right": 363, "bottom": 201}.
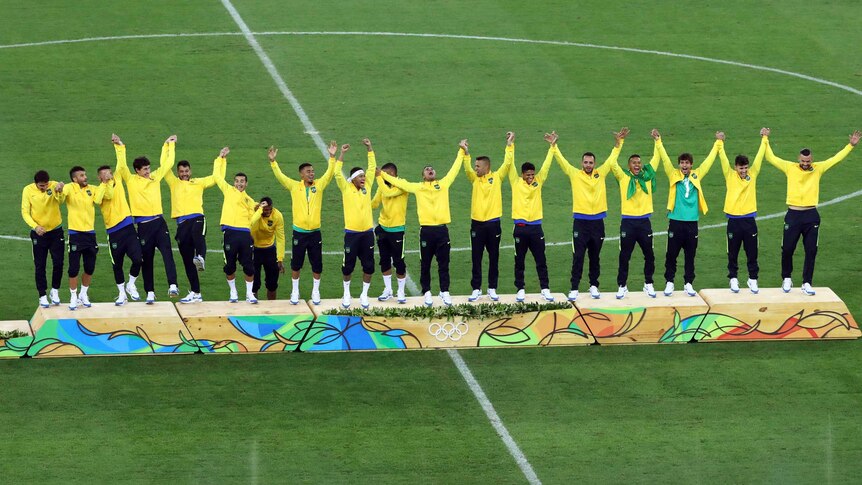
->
{"left": 478, "top": 308, "right": 592, "bottom": 346}
{"left": 0, "top": 335, "right": 32, "bottom": 358}
{"left": 695, "top": 309, "right": 860, "bottom": 341}
{"left": 187, "top": 314, "right": 315, "bottom": 353}
{"left": 27, "top": 319, "right": 198, "bottom": 357}
{"left": 300, "top": 315, "right": 419, "bottom": 351}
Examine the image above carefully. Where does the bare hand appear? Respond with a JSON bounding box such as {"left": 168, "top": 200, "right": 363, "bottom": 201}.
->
{"left": 362, "top": 137, "right": 372, "bottom": 150}
{"left": 543, "top": 131, "right": 558, "bottom": 145}
{"left": 850, "top": 130, "right": 861, "bottom": 147}
{"left": 54, "top": 182, "right": 65, "bottom": 193}
{"left": 650, "top": 128, "right": 661, "bottom": 140}
{"left": 715, "top": 131, "right": 726, "bottom": 141}
{"left": 506, "top": 131, "right": 515, "bottom": 146}
{"left": 35, "top": 226, "right": 46, "bottom": 236}
{"left": 259, "top": 200, "right": 269, "bottom": 209}
{"left": 166, "top": 135, "right": 178, "bottom": 144}
{"left": 614, "top": 127, "right": 630, "bottom": 142}
{"left": 219, "top": 147, "right": 230, "bottom": 158}
{"left": 375, "top": 168, "right": 382, "bottom": 177}
{"left": 268, "top": 145, "right": 278, "bottom": 162}
{"left": 341, "top": 143, "right": 350, "bottom": 153}
{"left": 111, "top": 133, "right": 123, "bottom": 145}
{"left": 458, "top": 139, "right": 469, "bottom": 153}
{"left": 278, "top": 261, "right": 285, "bottom": 274}
{"left": 328, "top": 141, "right": 338, "bottom": 157}
{"left": 760, "top": 127, "right": 770, "bottom": 137}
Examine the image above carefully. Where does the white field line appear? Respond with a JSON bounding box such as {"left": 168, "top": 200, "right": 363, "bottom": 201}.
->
{"left": 447, "top": 349, "right": 542, "bottom": 485}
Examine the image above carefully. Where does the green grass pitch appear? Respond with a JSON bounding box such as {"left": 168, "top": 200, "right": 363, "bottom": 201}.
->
{"left": 1, "top": 0, "right": 861, "bottom": 482}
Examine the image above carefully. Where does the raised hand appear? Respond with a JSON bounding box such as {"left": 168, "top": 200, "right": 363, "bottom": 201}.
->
{"left": 543, "top": 131, "right": 558, "bottom": 145}
{"left": 650, "top": 128, "right": 661, "bottom": 140}
{"left": 268, "top": 145, "right": 278, "bottom": 162}
{"left": 362, "top": 137, "right": 372, "bottom": 151}
{"left": 506, "top": 131, "right": 515, "bottom": 146}
{"left": 339, "top": 144, "right": 350, "bottom": 161}
{"left": 716, "top": 131, "right": 726, "bottom": 141}
{"left": 328, "top": 141, "right": 338, "bottom": 157}
{"left": 219, "top": 147, "right": 230, "bottom": 158}
{"left": 375, "top": 168, "right": 382, "bottom": 177}
{"left": 849, "top": 130, "right": 861, "bottom": 146}
{"left": 259, "top": 200, "right": 269, "bottom": 209}
{"left": 166, "top": 135, "right": 178, "bottom": 144}
{"left": 614, "top": 127, "right": 630, "bottom": 144}
{"left": 111, "top": 133, "right": 123, "bottom": 145}
{"left": 459, "top": 139, "right": 469, "bottom": 153}
{"left": 760, "top": 127, "right": 770, "bottom": 137}
{"left": 54, "top": 182, "right": 65, "bottom": 193}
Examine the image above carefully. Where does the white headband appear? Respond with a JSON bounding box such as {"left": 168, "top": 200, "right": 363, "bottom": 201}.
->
{"left": 347, "top": 169, "right": 365, "bottom": 182}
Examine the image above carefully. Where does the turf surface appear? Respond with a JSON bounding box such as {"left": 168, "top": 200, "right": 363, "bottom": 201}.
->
{"left": 1, "top": 0, "right": 861, "bottom": 482}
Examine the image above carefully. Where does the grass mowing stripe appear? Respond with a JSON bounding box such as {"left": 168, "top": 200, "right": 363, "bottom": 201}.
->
{"left": 447, "top": 349, "right": 542, "bottom": 485}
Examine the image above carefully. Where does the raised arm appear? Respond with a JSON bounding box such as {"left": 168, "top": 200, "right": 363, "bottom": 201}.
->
{"left": 441, "top": 140, "right": 466, "bottom": 188}
{"left": 112, "top": 133, "right": 130, "bottom": 182}
{"left": 696, "top": 135, "right": 722, "bottom": 179}
{"left": 537, "top": 143, "right": 554, "bottom": 182}
{"left": 370, "top": 181, "right": 383, "bottom": 209}
{"left": 93, "top": 179, "right": 114, "bottom": 204}
{"left": 550, "top": 131, "right": 577, "bottom": 178}
{"left": 213, "top": 147, "right": 231, "bottom": 193}
{"left": 268, "top": 145, "right": 299, "bottom": 190}
{"left": 363, "top": 139, "right": 377, "bottom": 193}
{"left": 380, "top": 172, "right": 420, "bottom": 193}
{"left": 598, "top": 128, "right": 628, "bottom": 176}
{"left": 718, "top": 133, "right": 732, "bottom": 178}
{"left": 315, "top": 141, "right": 338, "bottom": 190}
{"left": 151, "top": 135, "right": 177, "bottom": 182}
{"left": 52, "top": 182, "right": 67, "bottom": 204}
{"left": 762, "top": 128, "right": 789, "bottom": 173}
{"left": 651, "top": 129, "right": 667, "bottom": 174}
{"left": 334, "top": 142, "right": 349, "bottom": 192}
{"left": 816, "top": 130, "right": 860, "bottom": 173}
{"left": 462, "top": 142, "right": 477, "bottom": 183}
{"left": 749, "top": 133, "right": 768, "bottom": 177}
{"left": 275, "top": 211, "right": 286, "bottom": 264}
{"left": 496, "top": 132, "right": 515, "bottom": 180}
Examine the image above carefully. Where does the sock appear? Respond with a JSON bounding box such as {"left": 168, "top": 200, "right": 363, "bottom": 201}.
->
{"left": 117, "top": 283, "right": 125, "bottom": 296}
{"left": 70, "top": 288, "right": 77, "bottom": 300}
{"left": 245, "top": 280, "right": 253, "bottom": 295}
{"left": 397, "top": 277, "right": 406, "bottom": 293}
{"left": 128, "top": 275, "right": 137, "bottom": 285}
{"left": 292, "top": 278, "right": 300, "bottom": 292}
{"left": 313, "top": 278, "right": 321, "bottom": 293}
{"left": 383, "top": 274, "right": 392, "bottom": 292}
{"left": 361, "top": 281, "right": 371, "bottom": 297}
{"left": 342, "top": 280, "right": 351, "bottom": 297}
{"left": 227, "top": 279, "right": 237, "bottom": 293}
{"left": 80, "top": 285, "right": 89, "bottom": 297}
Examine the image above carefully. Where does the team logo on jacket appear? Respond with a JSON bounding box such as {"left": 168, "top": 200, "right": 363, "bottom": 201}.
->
{"left": 361, "top": 188, "right": 366, "bottom": 194}
{"left": 594, "top": 173, "right": 600, "bottom": 179}
{"left": 310, "top": 187, "right": 317, "bottom": 193}
{"left": 488, "top": 178, "right": 494, "bottom": 184}
{"left": 532, "top": 181, "right": 538, "bottom": 187}
{"left": 86, "top": 190, "right": 92, "bottom": 196}
{"left": 433, "top": 184, "right": 440, "bottom": 190}
{"left": 46, "top": 189, "right": 53, "bottom": 195}
{"left": 692, "top": 174, "right": 698, "bottom": 179}
{"left": 744, "top": 175, "right": 750, "bottom": 181}
{"left": 267, "top": 220, "right": 273, "bottom": 227}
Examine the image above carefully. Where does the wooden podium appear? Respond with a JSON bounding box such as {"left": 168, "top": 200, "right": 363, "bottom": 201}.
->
{"left": 573, "top": 291, "right": 710, "bottom": 344}
{"left": 175, "top": 300, "right": 317, "bottom": 353}
{"left": 27, "top": 302, "right": 196, "bottom": 357}
{"left": 0, "top": 320, "right": 32, "bottom": 359}
{"left": 306, "top": 293, "right": 594, "bottom": 351}
{"left": 696, "top": 287, "right": 861, "bottom": 341}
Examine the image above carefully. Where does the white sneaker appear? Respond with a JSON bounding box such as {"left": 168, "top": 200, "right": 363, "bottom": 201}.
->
{"left": 782, "top": 278, "right": 792, "bottom": 293}
{"left": 180, "top": 291, "right": 202, "bottom": 304}
{"left": 567, "top": 290, "right": 578, "bottom": 302}
{"left": 424, "top": 291, "right": 433, "bottom": 306}
{"left": 684, "top": 283, "right": 697, "bottom": 296}
{"left": 193, "top": 255, "right": 206, "bottom": 272}
{"left": 168, "top": 284, "right": 179, "bottom": 297}
{"left": 378, "top": 289, "right": 392, "bottom": 301}
{"left": 50, "top": 288, "right": 60, "bottom": 305}
{"left": 342, "top": 293, "right": 351, "bottom": 308}
{"left": 801, "top": 283, "right": 816, "bottom": 296}
{"left": 616, "top": 286, "right": 628, "bottom": 299}
{"left": 68, "top": 295, "right": 78, "bottom": 311}
{"left": 664, "top": 282, "right": 674, "bottom": 296}
{"left": 396, "top": 288, "right": 406, "bottom": 304}
{"left": 488, "top": 288, "right": 499, "bottom": 301}
{"left": 114, "top": 293, "right": 127, "bottom": 306}
{"left": 540, "top": 289, "right": 554, "bottom": 302}
{"left": 516, "top": 289, "right": 526, "bottom": 302}
{"left": 229, "top": 289, "right": 238, "bottom": 303}
{"left": 247, "top": 292, "right": 258, "bottom": 304}
{"left": 468, "top": 289, "right": 482, "bottom": 302}
{"left": 360, "top": 294, "right": 370, "bottom": 309}
{"left": 125, "top": 282, "right": 140, "bottom": 301}
{"left": 589, "top": 286, "right": 601, "bottom": 299}
{"left": 440, "top": 291, "right": 453, "bottom": 306}
{"left": 311, "top": 289, "right": 321, "bottom": 305}
{"left": 79, "top": 293, "right": 91, "bottom": 307}
{"left": 145, "top": 291, "right": 156, "bottom": 304}
{"left": 729, "top": 278, "right": 740, "bottom": 293}
{"left": 290, "top": 289, "right": 300, "bottom": 305}
{"left": 39, "top": 295, "right": 50, "bottom": 308}
{"left": 644, "top": 283, "right": 656, "bottom": 298}
{"left": 747, "top": 279, "right": 759, "bottom": 294}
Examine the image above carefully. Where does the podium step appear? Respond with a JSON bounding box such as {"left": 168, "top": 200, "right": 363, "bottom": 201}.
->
{"left": 0, "top": 320, "right": 32, "bottom": 359}
{"left": 696, "top": 287, "right": 861, "bottom": 341}
{"left": 306, "top": 293, "right": 594, "bottom": 351}
{"left": 175, "top": 300, "right": 316, "bottom": 353}
{"left": 27, "top": 302, "right": 196, "bottom": 357}
{"left": 573, "top": 291, "right": 710, "bottom": 344}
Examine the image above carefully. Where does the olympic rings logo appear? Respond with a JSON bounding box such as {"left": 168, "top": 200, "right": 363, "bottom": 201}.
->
{"left": 428, "top": 322, "right": 469, "bottom": 342}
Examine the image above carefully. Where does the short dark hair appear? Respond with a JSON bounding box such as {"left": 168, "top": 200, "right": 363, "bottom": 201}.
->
{"left": 234, "top": 172, "right": 247, "bottom": 182}
{"left": 177, "top": 160, "right": 191, "bottom": 169}
{"left": 677, "top": 153, "right": 694, "bottom": 163}
{"left": 381, "top": 162, "right": 398, "bottom": 175}
{"left": 476, "top": 156, "right": 491, "bottom": 165}
{"left": 132, "top": 156, "right": 151, "bottom": 172}
{"left": 735, "top": 155, "right": 750, "bottom": 167}
{"left": 521, "top": 162, "right": 536, "bottom": 173}
{"left": 582, "top": 152, "right": 596, "bottom": 160}
{"left": 349, "top": 167, "right": 363, "bottom": 176}
{"left": 800, "top": 148, "right": 811, "bottom": 156}
{"left": 628, "top": 154, "right": 641, "bottom": 162}
{"left": 69, "top": 166, "right": 86, "bottom": 180}
{"left": 34, "top": 170, "right": 50, "bottom": 184}
{"left": 97, "top": 165, "right": 112, "bottom": 173}
{"left": 260, "top": 196, "right": 273, "bottom": 206}
{"left": 298, "top": 163, "right": 312, "bottom": 172}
